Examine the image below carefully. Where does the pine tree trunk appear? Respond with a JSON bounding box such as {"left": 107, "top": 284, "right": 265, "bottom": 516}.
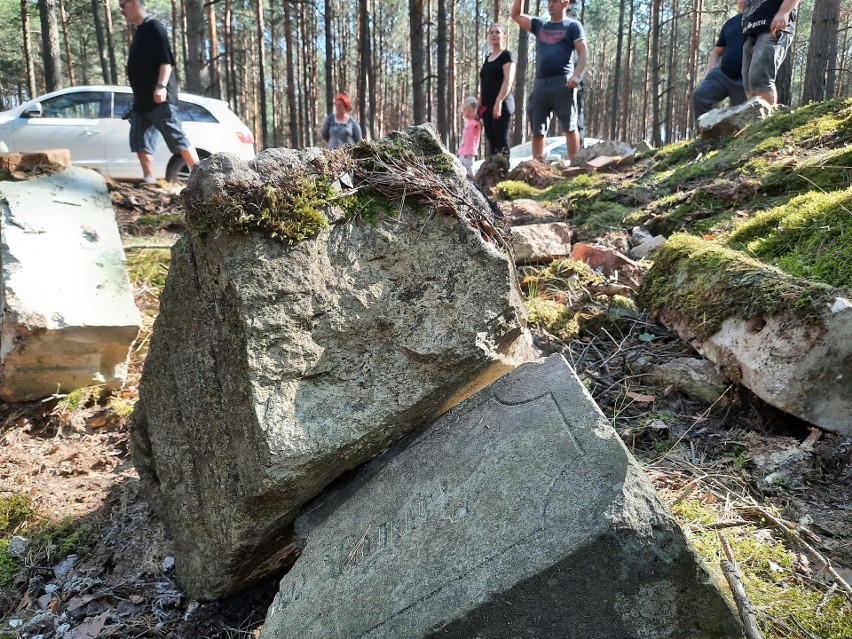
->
{"left": 38, "top": 0, "right": 65, "bottom": 91}
{"left": 409, "top": 0, "right": 426, "bottom": 123}
{"left": 184, "top": 0, "right": 206, "bottom": 93}
{"left": 619, "top": 0, "right": 634, "bottom": 140}
{"left": 358, "top": 0, "right": 374, "bottom": 139}
{"left": 284, "top": 0, "right": 298, "bottom": 147}
{"left": 99, "top": 0, "right": 118, "bottom": 84}
{"left": 448, "top": 0, "right": 456, "bottom": 149}
{"left": 324, "top": 0, "right": 334, "bottom": 114}
{"left": 255, "top": 0, "right": 268, "bottom": 148}
{"left": 610, "top": 0, "right": 626, "bottom": 140}
{"left": 436, "top": 0, "right": 448, "bottom": 144}
{"left": 802, "top": 0, "right": 840, "bottom": 103}
{"left": 21, "top": 0, "right": 37, "bottom": 98}
{"left": 650, "top": 0, "right": 663, "bottom": 146}
{"left": 58, "top": 0, "right": 75, "bottom": 85}
{"left": 90, "top": 0, "right": 110, "bottom": 84}
{"left": 207, "top": 0, "right": 222, "bottom": 98}
{"left": 224, "top": 0, "right": 238, "bottom": 113}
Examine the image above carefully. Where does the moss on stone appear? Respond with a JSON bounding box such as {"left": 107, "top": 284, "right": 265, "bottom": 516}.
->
{"left": 639, "top": 234, "right": 833, "bottom": 338}
{"left": 495, "top": 174, "right": 606, "bottom": 203}
{"left": 32, "top": 518, "right": 92, "bottom": 558}
{"left": 525, "top": 297, "right": 580, "bottom": 340}
{"left": 345, "top": 186, "right": 402, "bottom": 225}
{"left": 726, "top": 187, "right": 852, "bottom": 288}
{"left": 0, "top": 539, "right": 17, "bottom": 589}
{"left": 185, "top": 175, "right": 333, "bottom": 245}
{"left": 350, "top": 126, "right": 456, "bottom": 177}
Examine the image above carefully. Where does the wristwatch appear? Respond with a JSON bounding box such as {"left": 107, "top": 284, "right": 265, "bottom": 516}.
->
{"left": 156, "top": 83, "right": 166, "bottom": 89}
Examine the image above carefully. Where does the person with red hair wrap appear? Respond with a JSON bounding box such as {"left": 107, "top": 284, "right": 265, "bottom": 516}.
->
{"left": 321, "top": 93, "right": 363, "bottom": 150}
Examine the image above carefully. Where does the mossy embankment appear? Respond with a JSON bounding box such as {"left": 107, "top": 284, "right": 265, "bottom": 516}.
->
{"left": 638, "top": 234, "right": 836, "bottom": 339}
{"left": 493, "top": 98, "right": 852, "bottom": 293}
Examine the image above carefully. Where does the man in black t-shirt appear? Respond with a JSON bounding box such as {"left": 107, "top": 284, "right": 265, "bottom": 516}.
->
{"left": 693, "top": 0, "right": 747, "bottom": 121}
{"left": 741, "top": 0, "right": 800, "bottom": 106}
{"left": 120, "top": 0, "right": 198, "bottom": 183}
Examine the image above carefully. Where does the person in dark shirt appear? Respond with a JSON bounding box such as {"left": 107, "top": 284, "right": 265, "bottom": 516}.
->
{"left": 120, "top": 0, "right": 198, "bottom": 183}
{"left": 693, "top": 0, "right": 747, "bottom": 121}
{"left": 478, "top": 23, "right": 516, "bottom": 157}
{"left": 742, "top": 0, "right": 801, "bottom": 106}
{"left": 511, "top": 0, "right": 587, "bottom": 163}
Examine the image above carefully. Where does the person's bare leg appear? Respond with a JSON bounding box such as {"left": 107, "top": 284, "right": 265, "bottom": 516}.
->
{"left": 565, "top": 130, "right": 580, "bottom": 161}
{"left": 532, "top": 135, "right": 545, "bottom": 160}
{"left": 181, "top": 146, "right": 199, "bottom": 170}
{"left": 755, "top": 89, "right": 776, "bottom": 105}
{"left": 137, "top": 151, "right": 155, "bottom": 180}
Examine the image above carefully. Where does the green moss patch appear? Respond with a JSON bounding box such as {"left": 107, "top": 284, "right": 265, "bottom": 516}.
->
{"left": 522, "top": 260, "right": 636, "bottom": 339}
{"left": 639, "top": 234, "right": 833, "bottom": 338}
{"left": 725, "top": 187, "right": 852, "bottom": 288}
{"left": 0, "top": 494, "right": 33, "bottom": 533}
{"left": 135, "top": 213, "right": 185, "bottom": 231}
{"left": 761, "top": 146, "right": 852, "bottom": 196}
{"left": 672, "top": 499, "right": 852, "bottom": 639}
{"left": 184, "top": 177, "right": 333, "bottom": 245}
{"left": 495, "top": 173, "right": 605, "bottom": 203}
{"left": 126, "top": 247, "right": 171, "bottom": 290}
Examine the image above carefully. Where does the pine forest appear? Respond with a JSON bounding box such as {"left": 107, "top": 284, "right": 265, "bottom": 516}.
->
{"left": 0, "top": 0, "right": 850, "bottom": 152}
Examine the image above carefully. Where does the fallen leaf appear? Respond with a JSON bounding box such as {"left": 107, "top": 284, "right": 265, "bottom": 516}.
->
{"left": 71, "top": 610, "right": 109, "bottom": 639}
{"left": 626, "top": 391, "right": 656, "bottom": 403}
{"left": 638, "top": 332, "right": 656, "bottom": 342}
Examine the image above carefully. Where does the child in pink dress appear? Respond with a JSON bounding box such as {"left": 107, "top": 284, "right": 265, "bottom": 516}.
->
{"left": 457, "top": 97, "right": 481, "bottom": 178}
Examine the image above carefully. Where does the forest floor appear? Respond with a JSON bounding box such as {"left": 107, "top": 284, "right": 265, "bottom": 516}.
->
{"left": 1, "top": 153, "right": 851, "bottom": 638}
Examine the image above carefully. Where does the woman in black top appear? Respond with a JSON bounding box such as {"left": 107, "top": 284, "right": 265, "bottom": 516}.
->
{"left": 479, "top": 23, "right": 517, "bottom": 157}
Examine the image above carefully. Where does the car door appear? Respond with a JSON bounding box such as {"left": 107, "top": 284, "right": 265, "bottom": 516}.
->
{"left": 8, "top": 90, "right": 107, "bottom": 169}
{"left": 99, "top": 90, "right": 142, "bottom": 179}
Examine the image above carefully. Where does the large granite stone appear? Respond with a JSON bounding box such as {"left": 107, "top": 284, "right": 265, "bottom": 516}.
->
{"left": 131, "top": 130, "right": 531, "bottom": 599}
{"left": 260, "top": 355, "right": 742, "bottom": 639}
{"left": 0, "top": 167, "right": 141, "bottom": 401}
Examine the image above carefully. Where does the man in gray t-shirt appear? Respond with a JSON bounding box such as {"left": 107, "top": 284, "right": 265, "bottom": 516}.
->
{"left": 512, "top": 0, "right": 587, "bottom": 162}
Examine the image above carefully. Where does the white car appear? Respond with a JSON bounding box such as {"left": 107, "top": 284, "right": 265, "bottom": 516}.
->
{"left": 0, "top": 85, "right": 255, "bottom": 182}
{"left": 471, "top": 136, "right": 601, "bottom": 175}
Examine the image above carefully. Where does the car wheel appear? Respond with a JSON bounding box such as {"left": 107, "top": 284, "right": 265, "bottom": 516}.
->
{"left": 166, "top": 150, "right": 210, "bottom": 183}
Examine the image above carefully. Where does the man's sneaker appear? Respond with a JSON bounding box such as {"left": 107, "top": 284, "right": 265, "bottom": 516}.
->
{"left": 135, "top": 176, "right": 157, "bottom": 188}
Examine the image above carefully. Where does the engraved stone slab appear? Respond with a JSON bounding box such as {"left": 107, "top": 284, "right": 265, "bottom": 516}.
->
{"left": 261, "top": 354, "right": 741, "bottom": 639}
{"left": 0, "top": 167, "right": 141, "bottom": 401}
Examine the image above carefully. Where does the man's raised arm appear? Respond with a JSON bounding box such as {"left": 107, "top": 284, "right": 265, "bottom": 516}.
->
{"left": 511, "top": 0, "right": 532, "bottom": 32}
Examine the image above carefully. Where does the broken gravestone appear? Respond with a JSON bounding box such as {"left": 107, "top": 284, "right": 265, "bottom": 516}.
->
{"left": 641, "top": 234, "right": 852, "bottom": 437}
{"left": 131, "top": 126, "right": 532, "bottom": 600}
{"left": 260, "top": 354, "right": 742, "bottom": 639}
{"left": 0, "top": 166, "right": 141, "bottom": 401}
